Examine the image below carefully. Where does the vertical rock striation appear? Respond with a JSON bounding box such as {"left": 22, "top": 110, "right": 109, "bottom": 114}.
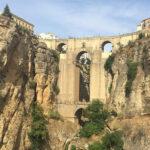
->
{"left": 0, "top": 15, "right": 59, "bottom": 150}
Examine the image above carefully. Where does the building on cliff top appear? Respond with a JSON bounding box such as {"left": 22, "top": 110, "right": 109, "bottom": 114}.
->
{"left": 12, "top": 14, "right": 34, "bottom": 31}
{"left": 0, "top": 12, "right": 34, "bottom": 31}
{"left": 137, "top": 18, "right": 150, "bottom": 31}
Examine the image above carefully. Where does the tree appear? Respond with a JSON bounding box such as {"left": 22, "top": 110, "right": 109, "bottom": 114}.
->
{"left": 79, "top": 100, "right": 110, "bottom": 138}
{"left": 89, "top": 131, "right": 124, "bottom": 150}
{"left": 100, "top": 131, "right": 124, "bottom": 150}
{"left": 2, "top": 4, "right": 12, "bottom": 19}
{"left": 83, "top": 100, "right": 110, "bottom": 124}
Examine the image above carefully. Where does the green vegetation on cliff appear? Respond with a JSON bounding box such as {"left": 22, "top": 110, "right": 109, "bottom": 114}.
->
{"left": 79, "top": 122, "right": 103, "bottom": 138}
{"left": 53, "top": 84, "right": 60, "bottom": 95}
{"left": 125, "top": 60, "right": 138, "bottom": 97}
{"left": 108, "top": 82, "right": 112, "bottom": 94}
{"left": 71, "top": 145, "right": 76, "bottom": 150}
{"left": 28, "top": 79, "right": 36, "bottom": 89}
{"left": 77, "top": 100, "right": 123, "bottom": 149}
{"left": 16, "top": 24, "right": 31, "bottom": 35}
{"left": 104, "top": 54, "right": 115, "bottom": 77}
{"left": 89, "top": 131, "right": 123, "bottom": 150}
{"left": 79, "top": 100, "right": 110, "bottom": 138}
{"left": 138, "top": 33, "right": 145, "bottom": 39}
{"left": 49, "top": 110, "right": 61, "bottom": 120}
{"left": 28, "top": 103, "right": 48, "bottom": 150}
{"left": 50, "top": 49, "right": 60, "bottom": 63}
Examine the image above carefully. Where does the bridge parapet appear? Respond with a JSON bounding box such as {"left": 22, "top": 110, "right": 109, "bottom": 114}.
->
{"left": 39, "top": 30, "right": 144, "bottom": 54}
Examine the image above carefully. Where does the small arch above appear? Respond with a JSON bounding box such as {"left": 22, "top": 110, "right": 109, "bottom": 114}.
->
{"left": 101, "top": 41, "right": 113, "bottom": 52}
{"left": 75, "top": 108, "right": 85, "bottom": 126}
{"left": 57, "top": 43, "right": 67, "bottom": 53}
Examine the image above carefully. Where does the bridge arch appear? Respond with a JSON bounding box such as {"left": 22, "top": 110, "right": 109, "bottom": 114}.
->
{"left": 74, "top": 108, "right": 85, "bottom": 126}
{"left": 75, "top": 51, "right": 91, "bottom": 102}
{"left": 101, "top": 41, "right": 113, "bottom": 52}
{"left": 57, "top": 43, "right": 67, "bottom": 53}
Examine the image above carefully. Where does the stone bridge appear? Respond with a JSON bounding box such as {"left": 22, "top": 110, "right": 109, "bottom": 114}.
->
{"left": 40, "top": 31, "right": 141, "bottom": 122}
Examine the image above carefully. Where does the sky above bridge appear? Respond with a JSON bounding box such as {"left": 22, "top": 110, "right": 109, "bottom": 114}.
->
{"left": 0, "top": 0, "right": 150, "bottom": 38}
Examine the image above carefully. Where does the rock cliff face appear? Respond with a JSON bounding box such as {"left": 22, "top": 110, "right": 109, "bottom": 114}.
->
{"left": 0, "top": 15, "right": 59, "bottom": 150}
{"left": 106, "top": 37, "right": 150, "bottom": 115}
{"left": 105, "top": 36, "right": 150, "bottom": 150}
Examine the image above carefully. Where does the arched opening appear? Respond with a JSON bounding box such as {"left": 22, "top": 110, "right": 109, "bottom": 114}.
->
{"left": 76, "top": 51, "right": 91, "bottom": 102}
{"left": 75, "top": 108, "right": 85, "bottom": 126}
{"left": 102, "top": 41, "right": 113, "bottom": 52}
{"left": 57, "top": 43, "right": 67, "bottom": 53}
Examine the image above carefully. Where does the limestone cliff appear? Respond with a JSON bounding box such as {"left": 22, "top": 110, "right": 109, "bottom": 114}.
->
{"left": 0, "top": 15, "right": 59, "bottom": 150}
{"left": 106, "top": 35, "right": 150, "bottom": 115}
{"left": 105, "top": 35, "right": 150, "bottom": 150}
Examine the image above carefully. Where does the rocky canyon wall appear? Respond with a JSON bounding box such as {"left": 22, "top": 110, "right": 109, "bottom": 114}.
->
{"left": 105, "top": 36, "right": 150, "bottom": 150}
{"left": 0, "top": 15, "right": 59, "bottom": 150}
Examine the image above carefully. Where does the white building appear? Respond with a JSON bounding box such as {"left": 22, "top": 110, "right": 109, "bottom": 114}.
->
{"left": 137, "top": 18, "right": 150, "bottom": 31}
{"left": 39, "top": 33, "right": 59, "bottom": 40}
{"left": 0, "top": 12, "right": 34, "bottom": 31}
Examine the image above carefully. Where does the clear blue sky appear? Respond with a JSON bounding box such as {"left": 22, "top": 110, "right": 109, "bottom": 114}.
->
{"left": 0, "top": 0, "right": 150, "bottom": 38}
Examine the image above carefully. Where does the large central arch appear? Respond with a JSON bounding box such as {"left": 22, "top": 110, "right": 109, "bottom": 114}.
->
{"left": 75, "top": 108, "right": 85, "bottom": 126}
{"left": 75, "top": 51, "right": 91, "bottom": 102}
{"left": 102, "top": 41, "right": 113, "bottom": 52}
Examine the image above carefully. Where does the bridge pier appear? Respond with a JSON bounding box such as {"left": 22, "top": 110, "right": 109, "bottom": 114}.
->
{"left": 90, "top": 50, "right": 102, "bottom": 101}
{"left": 58, "top": 54, "right": 68, "bottom": 103}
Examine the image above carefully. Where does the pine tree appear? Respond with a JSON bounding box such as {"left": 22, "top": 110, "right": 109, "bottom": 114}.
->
{"left": 2, "top": 4, "right": 12, "bottom": 19}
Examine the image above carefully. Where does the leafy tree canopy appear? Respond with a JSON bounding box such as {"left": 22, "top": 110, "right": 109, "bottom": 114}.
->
{"left": 79, "top": 100, "right": 110, "bottom": 138}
